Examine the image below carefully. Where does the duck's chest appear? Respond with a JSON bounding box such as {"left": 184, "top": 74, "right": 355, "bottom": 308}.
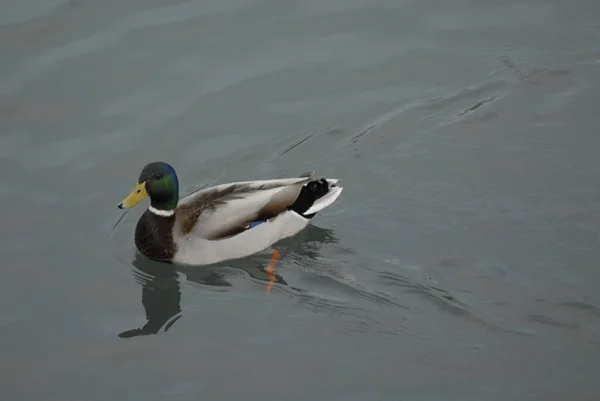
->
{"left": 134, "top": 211, "right": 177, "bottom": 261}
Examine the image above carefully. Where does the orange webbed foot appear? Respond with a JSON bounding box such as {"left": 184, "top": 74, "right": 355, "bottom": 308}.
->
{"left": 265, "top": 249, "right": 280, "bottom": 295}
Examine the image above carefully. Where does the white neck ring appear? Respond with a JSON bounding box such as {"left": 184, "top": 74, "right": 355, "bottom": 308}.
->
{"left": 149, "top": 206, "right": 175, "bottom": 217}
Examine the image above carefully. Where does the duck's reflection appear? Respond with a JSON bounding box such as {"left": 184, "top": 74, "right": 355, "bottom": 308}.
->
{"left": 117, "top": 256, "right": 181, "bottom": 338}
{"left": 118, "top": 225, "right": 338, "bottom": 338}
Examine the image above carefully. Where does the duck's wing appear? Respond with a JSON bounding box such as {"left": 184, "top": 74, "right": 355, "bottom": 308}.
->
{"left": 172, "top": 209, "right": 311, "bottom": 266}
{"left": 174, "top": 177, "right": 312, "bottom": 240}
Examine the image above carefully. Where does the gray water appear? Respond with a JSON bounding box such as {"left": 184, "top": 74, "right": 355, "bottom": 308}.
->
{"left": 2, "top": 0, "right": 600, "bottom": 400}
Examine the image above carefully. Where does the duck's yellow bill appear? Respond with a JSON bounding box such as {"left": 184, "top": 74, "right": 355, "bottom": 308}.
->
{"left": 118, "top": 182, "right": 148, "bottom": 209}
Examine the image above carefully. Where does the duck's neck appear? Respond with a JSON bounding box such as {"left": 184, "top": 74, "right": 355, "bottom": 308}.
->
{"left": 149, "top": 205, "right": 175, "bottom": 217}
{"left": 149, "top": 192, "right": 178, "bottom": 216}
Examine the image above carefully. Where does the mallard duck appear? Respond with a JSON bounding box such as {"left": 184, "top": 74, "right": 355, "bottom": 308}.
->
{"left": 117, "top": 162, "right": 343, "bottom": 266}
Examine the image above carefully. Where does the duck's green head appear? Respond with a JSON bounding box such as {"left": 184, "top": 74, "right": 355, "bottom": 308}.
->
{"left": 118, "top": 162, "right": 179, "bottom": 212}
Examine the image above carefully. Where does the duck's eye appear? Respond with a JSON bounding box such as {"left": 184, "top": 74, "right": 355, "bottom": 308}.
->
{"left": 154, "top": 173, "right": 163, "bottom": 180}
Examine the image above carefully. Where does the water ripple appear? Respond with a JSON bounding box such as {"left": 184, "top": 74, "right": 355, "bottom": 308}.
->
{"left": 1, "top": 0, "right": 251, "bottom": 95}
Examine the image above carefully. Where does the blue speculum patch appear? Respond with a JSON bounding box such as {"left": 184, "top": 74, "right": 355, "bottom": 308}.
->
{"left": 248, "top": 220, "right": 266, "bottom": 229}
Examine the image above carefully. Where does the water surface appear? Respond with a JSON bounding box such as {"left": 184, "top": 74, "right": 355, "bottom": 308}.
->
{"left": 1, "top": 0, "right": 600, "bottom": 400}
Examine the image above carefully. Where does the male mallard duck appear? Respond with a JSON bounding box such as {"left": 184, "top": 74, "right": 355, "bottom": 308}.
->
{"left": 117, "top": 162, "right": 342, "bottom": 266}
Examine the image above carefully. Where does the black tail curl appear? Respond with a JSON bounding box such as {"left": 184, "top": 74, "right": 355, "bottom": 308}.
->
{"left": 286, "top": 178, "right": 329, "bottom": 217}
